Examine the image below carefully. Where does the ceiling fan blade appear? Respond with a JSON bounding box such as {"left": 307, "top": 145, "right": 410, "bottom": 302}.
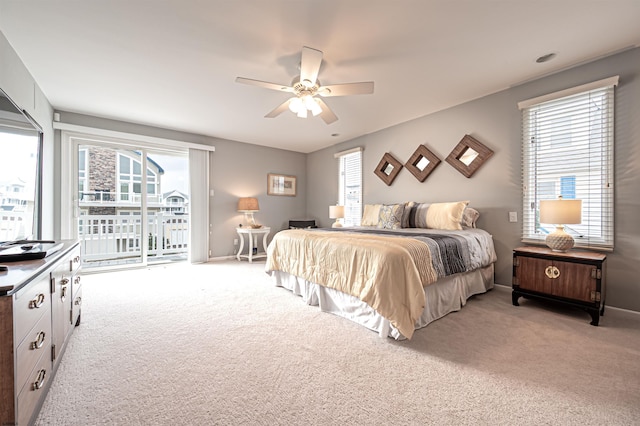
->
{"left": 315, "top": 98, "right": 338, "bottom": 124}
{"left": 265, "top": 98, "right": 293, "bottom": 118}
{"left": 300, "top": 46, "right": 323, "bottom": 86}
{"left": 318, "top": 81, "right": 374, "bottom": 97}
{"left": 235, "top": 77, "right": 294, "bottom": 93}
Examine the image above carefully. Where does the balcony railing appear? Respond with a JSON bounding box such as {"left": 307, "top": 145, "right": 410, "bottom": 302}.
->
{"left": 79, "top": 191, "right": 163, "bottom": 204}
{"left": 78, "top": 212, "right": 188, "bottom": 267}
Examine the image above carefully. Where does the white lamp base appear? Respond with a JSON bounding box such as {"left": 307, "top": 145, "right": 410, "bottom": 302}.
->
{"left": 545, "top": 225, "right": 574, "bottom": 252}
{"left": 332, "top": 220, "right": 343, "bottom": 228}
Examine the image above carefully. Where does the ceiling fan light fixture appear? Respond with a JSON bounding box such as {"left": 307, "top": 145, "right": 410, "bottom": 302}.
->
{"left": 297, "top": 107, "right": 308, "bottom": 118}
{"left": 309, "top": 98, "right": 322, "bottom": 116}
{"left": 288, "top": 97, "right": 302, "bottom": 113}
{"left": 301, "top": 78, "right": 315, "bottom": 88}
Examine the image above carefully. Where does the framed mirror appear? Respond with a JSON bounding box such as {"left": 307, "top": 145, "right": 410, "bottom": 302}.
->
{"left": 445, "top": 134, "right": 493, "bottom": 178}
{"left": 374, "top": 152, "right": 403, "bottom": 186}
{"left": 405, "top": 144, "right": 441, "bottom": 182}
{"left": 0, "top": 89, "right": 43, "bottom": 242}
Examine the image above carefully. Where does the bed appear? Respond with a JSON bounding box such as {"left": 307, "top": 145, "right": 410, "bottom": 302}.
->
{"left": 264, "top": 202, "right": 497, "bottom": 340}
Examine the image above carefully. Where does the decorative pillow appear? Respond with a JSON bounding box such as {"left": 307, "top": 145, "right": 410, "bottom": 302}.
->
{"left": 361, "top": 204, "right": 382, "bottom": 226}
{"left": 403, "top": 202, "right": 430, "bottom": 228}
{"left": 377, "top": 204, "right": 405, "bottom": 229}
{"left": 425, "top": 201, "right": 469, "bottom": 230}
{"left": 461, "top": 207, "right": 480, "bottom": 228}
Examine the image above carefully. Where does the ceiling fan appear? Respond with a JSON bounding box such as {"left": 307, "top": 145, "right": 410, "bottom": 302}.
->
{"left": 235, "top": 46, "right": 374, "bottom": 124}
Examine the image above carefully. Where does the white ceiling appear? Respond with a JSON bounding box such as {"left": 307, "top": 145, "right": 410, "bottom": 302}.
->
{"left": 1, "top": 1, "right": 639, "bottom": 153}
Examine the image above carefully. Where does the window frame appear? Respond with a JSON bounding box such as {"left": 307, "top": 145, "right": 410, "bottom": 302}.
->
{"left": 519, "top": 76, "right": 617, "bottom": 251}
{"left": 335, "top": 147, "right": 362, "bottom": 227}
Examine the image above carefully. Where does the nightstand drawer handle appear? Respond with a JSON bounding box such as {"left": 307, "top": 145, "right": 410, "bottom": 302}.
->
{"left": 545, "top": 266, "right": 560, "bottom": 279}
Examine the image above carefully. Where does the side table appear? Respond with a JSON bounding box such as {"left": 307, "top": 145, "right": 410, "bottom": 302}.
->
{"left": 236, "top": 227, "right": 271, "bottom": 262}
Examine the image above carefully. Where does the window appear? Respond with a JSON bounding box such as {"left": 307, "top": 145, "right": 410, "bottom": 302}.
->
{"left": 519, "top": 76, "right": 617, "bottom": 250}
{"left": 336, "top": 147, "right": 362, "bottom": 227}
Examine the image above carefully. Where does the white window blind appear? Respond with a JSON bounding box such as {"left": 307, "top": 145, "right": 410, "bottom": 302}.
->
{"left": 520, "top": 77, "right": 617, "bottom": 250}
{"left": 337, "top": 148, "right": 362, "bottom": 226}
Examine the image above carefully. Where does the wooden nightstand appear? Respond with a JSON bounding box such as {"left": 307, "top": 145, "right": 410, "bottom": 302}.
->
{"left": 236, "top": 227, "right": 270, "bottom": 262}
{"left": 512, "top": 246, "right": 606, "bottom": 325}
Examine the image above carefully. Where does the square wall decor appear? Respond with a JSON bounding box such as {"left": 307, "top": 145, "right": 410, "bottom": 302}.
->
{"left": 445, "top": 134, "right": 494, "bottom": 178}
{"left": 374, "top": 152, "right": 403, "bottom": 186}
{"left": 405, "top": 144, "right": 441, "bottom": 182}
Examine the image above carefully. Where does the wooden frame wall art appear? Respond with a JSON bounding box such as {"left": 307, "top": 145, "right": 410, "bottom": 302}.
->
{"left": 445, "top": 134, "right": 494, "bottom": 178}
{"left": 374, "top": 152, "right": 403, "bottom": 186}
{"left": 405, "top": 144, "right": 441, "bottom": 182}
{"left": 267, "top": 173, "right": 297, "bottom": 196}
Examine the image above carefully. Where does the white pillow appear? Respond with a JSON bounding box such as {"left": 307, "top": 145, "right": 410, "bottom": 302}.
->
{"left": 361, "top": 204, "right": 381, "bottom": 226}
{"left": 426, "top": 201, "right": 469, "bottom": 230}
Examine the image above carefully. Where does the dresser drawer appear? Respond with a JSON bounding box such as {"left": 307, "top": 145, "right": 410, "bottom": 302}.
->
{"left": 69, "top": 245, "right": 82, "bottom": 274}
{"left": 14, "top": 274, "right": 51, "bottom": 345}
{"left": 17, "top": 349, "right": 50, "bottom": 426}
{"left": 16, "top": 310, "right": 52, "bottom": 392}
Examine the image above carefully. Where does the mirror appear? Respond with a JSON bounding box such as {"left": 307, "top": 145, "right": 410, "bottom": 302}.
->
{"left": 405, "top": 144, "right": 441, "bottom": 182}
{"left": 458, "top": 147, "right": 479, "bottom": 166}
{"left": 415, "top": 156, "right": 430, "bottom": 171}
{"left": 374, "top": 152, "right": 403, "bottom": 186}
{"left": 445, "top": 134, "right": 494, "bottom": 178}
{"left": 0, "top": 89, "right": 43, "bottom": 242}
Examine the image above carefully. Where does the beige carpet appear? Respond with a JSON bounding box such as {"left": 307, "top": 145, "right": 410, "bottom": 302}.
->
{"left": 35, "top": 260, "right": 640, "bottom": 425}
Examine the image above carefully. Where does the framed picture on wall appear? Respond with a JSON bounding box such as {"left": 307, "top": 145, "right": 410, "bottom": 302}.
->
{"left": 267, "top": 173, "right": 297, "bottom": 196}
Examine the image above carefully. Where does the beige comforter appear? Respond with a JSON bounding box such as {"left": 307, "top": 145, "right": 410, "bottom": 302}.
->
{"left": 265, "top": 229, "right": 439, "bottom": 339}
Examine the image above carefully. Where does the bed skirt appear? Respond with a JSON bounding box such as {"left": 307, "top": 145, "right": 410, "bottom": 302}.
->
{"left": 269, "top": 264, "right": 494, "bottom": 340}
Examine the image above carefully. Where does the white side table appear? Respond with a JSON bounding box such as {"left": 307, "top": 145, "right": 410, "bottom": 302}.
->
{"left": 236, "top": 227, "right": 271, "bottom": 262}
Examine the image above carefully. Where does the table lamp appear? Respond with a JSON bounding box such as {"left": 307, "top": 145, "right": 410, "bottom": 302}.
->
{"left": 238, "top": 197, "right": 260, "bottom": 228}
{"left": 329, "top": 205, "right": 344, "bottom": 228}
{"left": 539, "top": 197, "right": 582, "bottom": 252}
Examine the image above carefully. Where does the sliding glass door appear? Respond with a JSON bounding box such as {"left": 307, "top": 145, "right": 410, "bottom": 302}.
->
{"left": 75, "top": 141, "right": 188, "bottom": 269}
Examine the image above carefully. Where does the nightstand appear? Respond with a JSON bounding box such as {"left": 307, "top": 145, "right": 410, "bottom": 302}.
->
{"left": 512, "top": 246, "right": 606, "bottom": 325}
{"left": 236, "top": 227, "right": 271, "bottom": 262}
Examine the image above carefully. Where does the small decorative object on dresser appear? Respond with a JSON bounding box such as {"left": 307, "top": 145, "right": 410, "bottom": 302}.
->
{"left": 512, "top": 246, "right": 606, "bottom": 325}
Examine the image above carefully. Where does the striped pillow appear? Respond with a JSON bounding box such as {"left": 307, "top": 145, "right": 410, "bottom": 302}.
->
{"left": 404, "top": 203, "right": 430, "bottom": 228}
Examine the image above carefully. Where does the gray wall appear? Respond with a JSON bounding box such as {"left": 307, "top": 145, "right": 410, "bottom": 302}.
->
{"left": 308, "top": 47, "right": 640, "bottom": 312}
{"left": 54, "top": 112, "right": 307, "bottom": 258}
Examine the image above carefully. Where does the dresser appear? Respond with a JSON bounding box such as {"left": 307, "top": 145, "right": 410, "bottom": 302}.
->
{"left": 0, "top": 240, "right": 81, "bottom": 426}
{"left": 512, "top": 246, "right": 606, "bottom": 325}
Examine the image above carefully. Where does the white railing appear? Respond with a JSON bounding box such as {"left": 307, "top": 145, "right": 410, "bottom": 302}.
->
{"left": 78, "top": 213, "right": 188, "bottom": 265}
{"left": 79, "top": 191, "right": 163, "bottom": 204}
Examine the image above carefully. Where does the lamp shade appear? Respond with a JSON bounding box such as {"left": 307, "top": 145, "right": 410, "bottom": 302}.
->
{"left": 237, "top": 197, "right": 259, "bottom": 212}
{"left": 329, "top": 205, "right": 345, "bottom": 219}
{"left": 539, "top": 199, "right": 582, "bottom": 224}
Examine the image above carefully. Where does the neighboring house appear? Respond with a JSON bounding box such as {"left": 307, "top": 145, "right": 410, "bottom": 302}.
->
{"left": 0, "top": 179, "right": 33, "bottom": 240}
{"left": 78, "top": 146, "right": 164, "bottom": 215}
{"left": 162, "top": 190, "right": 189, "bottom": 215}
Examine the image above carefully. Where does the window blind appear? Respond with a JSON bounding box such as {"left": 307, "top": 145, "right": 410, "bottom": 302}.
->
{"left": 520, "top": 78, "right": 617, "bottom": 250}
{"left": 338, "top": 148, "right": 362, "bottom": 226}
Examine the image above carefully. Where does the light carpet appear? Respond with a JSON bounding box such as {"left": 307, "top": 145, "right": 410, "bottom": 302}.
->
{"left": 35, "top": 260, "right": 640, "bottom": 425}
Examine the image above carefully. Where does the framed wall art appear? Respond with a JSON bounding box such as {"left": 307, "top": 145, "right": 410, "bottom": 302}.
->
{"left": 445, "top": 134, "right": 494, "bottom": 178}
{"left": 374, "top": 152, "right": 403, "bottom": 186}
{"left": 267, "top": 173, "right": 297, "bottom": 196}
{"left": 405, "top": 144, "right": 441, "bottom": 182}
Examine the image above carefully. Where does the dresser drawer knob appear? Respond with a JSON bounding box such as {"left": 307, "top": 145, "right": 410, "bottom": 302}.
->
{"left": 29, "top": 293, "right": 46, "bottom": 309}
{"left": 60, "top": 278, "right": 69, "bottom": 285}
{"left": 74, "top": 296, "right": 82, "bottom": 306}
{"left": 74, "top": 276, "right": 81, "bottom": 285}
{"left": 33, "top": 369, "right": 46, "bottom": 390}
{"left": 61, "top": 285, "right": 68, "bottom": 302}
{"left": 30, "top": 331, "right": 46, "bottom": 350}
